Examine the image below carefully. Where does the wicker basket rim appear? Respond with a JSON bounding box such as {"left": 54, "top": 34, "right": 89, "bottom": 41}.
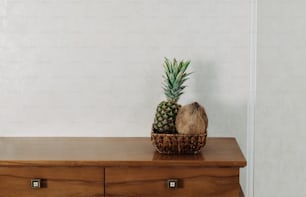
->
{"left": 151, "top": 131, "right": 207, "bottom": 137}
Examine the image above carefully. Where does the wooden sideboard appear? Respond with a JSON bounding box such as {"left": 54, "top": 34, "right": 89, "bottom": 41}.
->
{"left": 0, "top": 137, "right": 246, "bottom": 197}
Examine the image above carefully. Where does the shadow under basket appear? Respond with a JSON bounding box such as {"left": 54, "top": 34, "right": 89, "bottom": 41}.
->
{"left": 151, "top": 131, "right": 207, "bottom": 154}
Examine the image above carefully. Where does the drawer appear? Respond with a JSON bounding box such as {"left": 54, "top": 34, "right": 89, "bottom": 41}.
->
{"left": 0, "top": 166, "right": 104, "bottom": 197}
{"left": 105, "top": 167, "right": 240, "bottom": 197}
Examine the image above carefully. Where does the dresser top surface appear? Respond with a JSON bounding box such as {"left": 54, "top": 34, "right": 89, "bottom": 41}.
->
{"left": 0, "top": 137, "right": 246, "bottom": 167}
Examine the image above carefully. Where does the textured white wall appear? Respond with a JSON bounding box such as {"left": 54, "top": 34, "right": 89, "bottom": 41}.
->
{"left": 0, "top": 0, "right": 250, "bottom": 191}
{"left": 256, "top": 0, "right": 306, "bottom": 196}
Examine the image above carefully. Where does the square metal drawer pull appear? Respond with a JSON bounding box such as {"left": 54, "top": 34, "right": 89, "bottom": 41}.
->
{"left": 167, "top": 179, "right": 178, "bottom": 189}
{"left": 31, "top": 179, "right": 41, "bottom": 189}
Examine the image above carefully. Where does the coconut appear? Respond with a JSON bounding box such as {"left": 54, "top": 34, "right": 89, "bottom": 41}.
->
{"left": 175, "top": 102, "right": 208, "bottom": 135}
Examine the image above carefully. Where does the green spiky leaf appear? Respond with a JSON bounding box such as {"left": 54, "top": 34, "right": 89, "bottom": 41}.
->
{"left": 161, "top": 57, "right": 191, "bottom": 102}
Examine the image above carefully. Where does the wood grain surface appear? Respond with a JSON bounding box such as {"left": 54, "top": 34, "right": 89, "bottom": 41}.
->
{"left": 106, "top": 166, "right": 240, "bottom": 197}
{"left": 0, "top": 137, "right": 246, "bottom": 167}
{"left": 0, "top": 137, "right": 246, "bottom": 197}
{"left": 0, "top": 166, "right": 104, "bottom": 197}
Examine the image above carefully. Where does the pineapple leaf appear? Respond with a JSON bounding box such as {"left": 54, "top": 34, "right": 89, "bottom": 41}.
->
{"left": 167, "top": 58, "right": 173, "bottom": 73}
{"left": 173, "top": 63, "right": 178, "bottom": 78}
{"left": 173, "top": 58, "right": 177, "bottom": 68}
{"left": 178, "top": 61, "right": 184, "bottom": 73}
{"left": 182, "top": 72, "right": 193, "bottom": 79}
{"left": 164, "top": 72, "right": 172, "bottom": 86}
{"left": 175, "top": 71, "right": 183, "bottom": 82}
{"left": 164, "top": 57, "right": 173, "bottom": 73}
{"left": 181, "top": 61, "right": 191, "bottom": 73}
{"left": 179, "top": 85, "right": 186, "bottom": 90}
{"left": 164, "top": 61, "right": 171, "bottom": 74}
{"left": 177, "top": 78, "right": 189, "bottom": 87}
{"left": 169, "top": 73, "right": 175, "bottom": 85}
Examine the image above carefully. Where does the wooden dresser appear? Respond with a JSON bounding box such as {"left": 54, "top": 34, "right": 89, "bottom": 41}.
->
{"left": 0, "top": 137, "right": 246, "bottom": 197}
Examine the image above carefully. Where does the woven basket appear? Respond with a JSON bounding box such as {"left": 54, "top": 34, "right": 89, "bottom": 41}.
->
{"left": 151, "top": 131, "right": 207, "bottom": 154}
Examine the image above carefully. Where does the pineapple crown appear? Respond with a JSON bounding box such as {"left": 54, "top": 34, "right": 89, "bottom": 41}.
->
{"left": 162, "top": 57, "right": 191, "bottom": 103}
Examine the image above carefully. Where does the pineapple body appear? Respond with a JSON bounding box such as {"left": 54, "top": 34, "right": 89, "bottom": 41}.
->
{"left": 153, "top": 101, "right": 181, "bottom": 133}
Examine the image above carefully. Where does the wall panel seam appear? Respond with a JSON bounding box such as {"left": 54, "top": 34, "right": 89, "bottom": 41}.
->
{"left": 247, "top": 0, "right": 257, "bottom": 196}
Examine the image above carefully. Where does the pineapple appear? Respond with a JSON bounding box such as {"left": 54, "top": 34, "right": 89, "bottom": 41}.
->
{"left": 153, "top": 58, "right": 191, "bottom": 134}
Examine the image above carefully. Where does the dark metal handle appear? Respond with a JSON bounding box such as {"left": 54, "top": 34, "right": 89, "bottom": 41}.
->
{"left": 31, "top": 179, "right": 41, "bottom": 189}
{"left": 167, "top": 179, "right": 178, "bottom": 189}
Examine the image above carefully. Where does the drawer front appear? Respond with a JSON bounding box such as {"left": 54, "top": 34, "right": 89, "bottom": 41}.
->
{"left": 0, "top": 166, "right": 104, "bottom": 197}
{"left": 106, "top": 167, "right": 240, "bottom": 197}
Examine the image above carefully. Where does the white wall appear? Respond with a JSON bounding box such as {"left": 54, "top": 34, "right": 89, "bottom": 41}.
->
{"left": 256, "top": 0, "right": 306, "bottom": 196}
{"left": 0, "top": 0, "right": 250, "bottom": 192}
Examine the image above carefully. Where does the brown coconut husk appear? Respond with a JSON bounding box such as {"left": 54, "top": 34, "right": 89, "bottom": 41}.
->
{"left": 175, "top": 102, "right": 208, "bottom": 135}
